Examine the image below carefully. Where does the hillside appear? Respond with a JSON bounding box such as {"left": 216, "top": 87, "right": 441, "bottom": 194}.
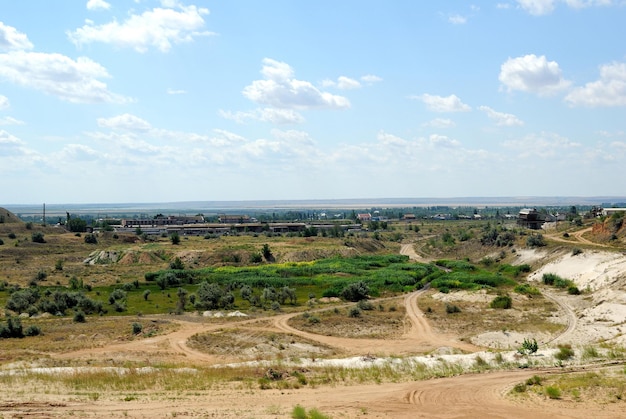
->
{"left": 0, "top": 207, "right": 22, "bottom": 224}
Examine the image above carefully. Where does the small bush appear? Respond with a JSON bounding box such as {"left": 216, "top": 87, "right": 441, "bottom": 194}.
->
{"left": 526, "top": 375, "right": 542, "bottom": 386}
{"left": 526, "top": 234, "right": 546, "bottom": 248}
{"left": 490, "top": 294, "right": 512, "bottom": 309}
{"left": 518, "top": 338, "right": 538, "bottom": 355}
{"left": 571, "top": 247, "right": 582, "bottom": 256}
{"left": 84, "top": 234, "right": 98, "bottom": 244}
{"left": 31, "top": 232, "right": 45, "bottom": 243}
{"left": 555, "top": 344, "right": 575, "bottom": 361}
{"left": 308, "top": 315, "right": 320, "bottom": 324}
{"left": 567, "top": 286, "right": 581, "bottom": 295}
{"left": 545, "top": 386, "right": 561, "bottom": 399}
{"left": 514, "top": 283, "right": 541, "bottom": 296}
{"left": 73, "top": 310, "right": 86, "bottom": 323}
{"left": 348, "top": 307, "right": 362, "bottom": 318}
{"left": 8, "top": 232, "right": 16, "bottom": 239}
{"left": 357, "top": 300, "right": 375, "bottom": 311}
{"left": 24, "top": 325, "right": 42, "bottom": 337}
{"left": 132, "top": 322, "right": 143, "bottom": 335}
{"left": 445, "top": 304, "right": 461, "bottom": 314}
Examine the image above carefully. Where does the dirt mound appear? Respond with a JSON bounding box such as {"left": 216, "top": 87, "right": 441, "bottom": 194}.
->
{"left": 591, "top": 212, "right": 626, "bottom": 242}
{"left": 0, "top": 207, "right": 22, "bottom": 224}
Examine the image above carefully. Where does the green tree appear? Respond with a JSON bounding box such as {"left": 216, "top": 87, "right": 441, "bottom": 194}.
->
{"left": 262, "top": 244, "right": 273, "bottom": 261}
{"left": 196, "top": 282, "right": 224, "bottom": 310}
{"left": 67, "top": 217, "right": 87, "bottom": 232}
{"left": 176, "top": 287, "right": 188, "bottom": 314}
{"left": 341, "top": 281, "right": 370, "bottom": 302}
{"left": 170, "top": 232, "right": 181, "bottom": 245}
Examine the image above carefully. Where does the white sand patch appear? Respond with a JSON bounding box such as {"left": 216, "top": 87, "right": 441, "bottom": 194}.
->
{"left": 432, "top": 290, "right": 493, "bottom": 304}
{"left": 512, "top": 248, "right": 549, "bottom": 265}
{"left": 527, "top": 250, "right": 626, "bottom": 291}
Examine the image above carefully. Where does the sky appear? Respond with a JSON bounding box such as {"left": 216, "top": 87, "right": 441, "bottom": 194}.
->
{"left": 1, "top": 0, "right": 625, "bottom": 204}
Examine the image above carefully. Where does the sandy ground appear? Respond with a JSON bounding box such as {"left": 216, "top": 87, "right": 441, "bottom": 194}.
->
{"left": 2, "top": 243, "right": 626, "bottom": 417}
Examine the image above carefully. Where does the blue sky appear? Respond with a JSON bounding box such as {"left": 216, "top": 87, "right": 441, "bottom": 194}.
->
{"left": 1, "top": 0, "right": 625, "bottom": 204}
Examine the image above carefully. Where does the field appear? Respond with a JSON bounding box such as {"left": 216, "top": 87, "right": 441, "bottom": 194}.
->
{"left": 1, "top": 209, "right": 626, "bottom": 418}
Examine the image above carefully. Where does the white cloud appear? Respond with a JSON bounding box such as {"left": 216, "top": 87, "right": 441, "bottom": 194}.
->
{"left": 565, "top": 62, "right": 626, "bottom": 107}
{"left": 449, "top": 14, "right": 467, "bottom": 24}
{"left": 337, "top": 76, "right": 361, "bottom": 90}
{"left": 97, "top": 113, "right": 152, "bottom": 131}
{"left": 0, "top": 51, "right": 131, "bottom": 104}
{"left": 516, "top": 0, "right": 612, "bottom": 15}
{"left": 243, "top": 58, "right": 351, "bottom": 110}
{"left": 361, "top": 74, "right": 383, "bottom": 84}
{"left": 516, "top": 0, "right": 556, "bottom": 15}
{"left": 0, "top": 116, "right": 24, "bottom": 126}
{"left": 423, "top": 118, "right": 456, "bottom": 128}
{"left": 428, "top": 134, "right": 461, "bottom": 148}
{"left": 0, "top": 94, "right": 8, "bottom": 110}
{"left": 479, "top": 106, "right": 524, "bottom": 126}
{"left": 0, "top": 129, "right": 23, "bottom": 146}
{"left": 503, "top": 131, "right": 580, "bottom": 158}
{"left": 322, "top": 76, "right": 362, "bottom": 90}
{"left": 499, "top": 54, "right": 571, "bottom": 95}
{"left": 219, "top": 108, "right": 305, "bottom": 125}
{"left": 68, "top": 4, "right": 213, "bottom": 53}
{"left": 0, "top": 22, "right": 33, "bottom": 51}
{"left": 86, "top": 0, "right": 111, "bottom": 11}
{"left": 418, "top": 94, "right": 471, "bottom": 112}
{"left": 167, "top": 88, "right": 187, "bottom": 95}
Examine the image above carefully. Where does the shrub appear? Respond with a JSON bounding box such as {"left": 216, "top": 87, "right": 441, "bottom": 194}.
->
{"left": 143, "top": 289, "right": 151, "bottom": 301}
{"left": 341, "top": 281, "right": 370, "bottom": 302}
{"left": 132, "top": 322, "right": 143, "bottom": 335}
{"left": 24, "top": 325, "right": 41, "bottom": 337}
{"left": 518, "top": 338, "right": 538, "bottom": 355}
{"left": 31, "top": 232, "right": 45, "bottom": 243}
{"left": 545, "top": 386, "right": 561, "bottom": 399}
{"left": 567, "top": 286, "right": 581, "bottom": 295}
{"left": 357, "top": 300, "right": 375, "bottom": 311}
{"left": 0, "top": 239, "right": 3, "bottom": 246}
{"left": 555, "top": 344, "right": 575, "bottom": 361}
{"left": 308, "top": 315, "right": 320, "bottom": 324}
{"left": 490, "top": 294, "right": 512, "bottom": 309}
{"left": 84, "top": 234, "right": 98, "bottom": 244}
{"left": 170, "top": 232, "right": 181, "bottom": 245}
{"left": 526, "top": 234, "right": 546, "bottom": 248}
{"left": 348, "top": 307, "right": 361, "bottom": 318}
{"left": 169, "top": 257, "right": 184, "bottom": 270}
{"left": 250, "top": 253, "right": 263, "bottom": 263}
{"left": 445, "top": 304, "right": 461, "bottom": 314}
{"left": 8, "top": 232, "right": 16, "bottom": 239}
{"left": 572, "top": 247, "right": 583, "bottom": 256}
{"left": 514, "top": 283, "right": 541, "bottom": 296}
{"left": 73, "top": 310, "right": 86, "bottom": 323}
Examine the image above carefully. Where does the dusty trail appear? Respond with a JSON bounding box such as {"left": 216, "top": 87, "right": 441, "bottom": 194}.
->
{"left": 543, "top": 290, "right": 578, "bottom": 345}
{"left": 19, "top": 368, "right": 624, "bottom": 418}
{"left": 546, "top": 226, "right": 609, "bottom": 248}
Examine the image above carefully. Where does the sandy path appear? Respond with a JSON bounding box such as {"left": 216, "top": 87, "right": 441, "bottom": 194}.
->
{"left": 543, "top": 290, "right": 578, "bottom": 345}
{"left": 14, "top": 367, "right": 623, "bottom": 418}
{"left": 546, "top": 226, "right": 609, "bottom": 248}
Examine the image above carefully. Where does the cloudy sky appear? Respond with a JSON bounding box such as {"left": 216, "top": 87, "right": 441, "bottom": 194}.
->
{"left": 1, "top": 1, "right": 625, "bottom": 204}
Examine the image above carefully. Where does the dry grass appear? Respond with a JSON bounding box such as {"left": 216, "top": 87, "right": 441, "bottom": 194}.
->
{"left": 417, "top": 289, "right": 564, "bottom": 340}
{"left": 188, "top": 328, "right": 338, "bottom": 360}
{"left": 0, "top": 316, "right": 177, "bottom": 363}
{"left": 288, "top": 302, "right": 406, "bottom": 339}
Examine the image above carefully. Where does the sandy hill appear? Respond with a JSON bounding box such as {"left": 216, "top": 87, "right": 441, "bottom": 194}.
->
{"left": 0, "top": 207, "right": 22, "bottom": 224}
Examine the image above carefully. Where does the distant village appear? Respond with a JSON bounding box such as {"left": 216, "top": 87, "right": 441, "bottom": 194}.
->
{"left": 79, "top": 205, "right": 626, "bottom": 236}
